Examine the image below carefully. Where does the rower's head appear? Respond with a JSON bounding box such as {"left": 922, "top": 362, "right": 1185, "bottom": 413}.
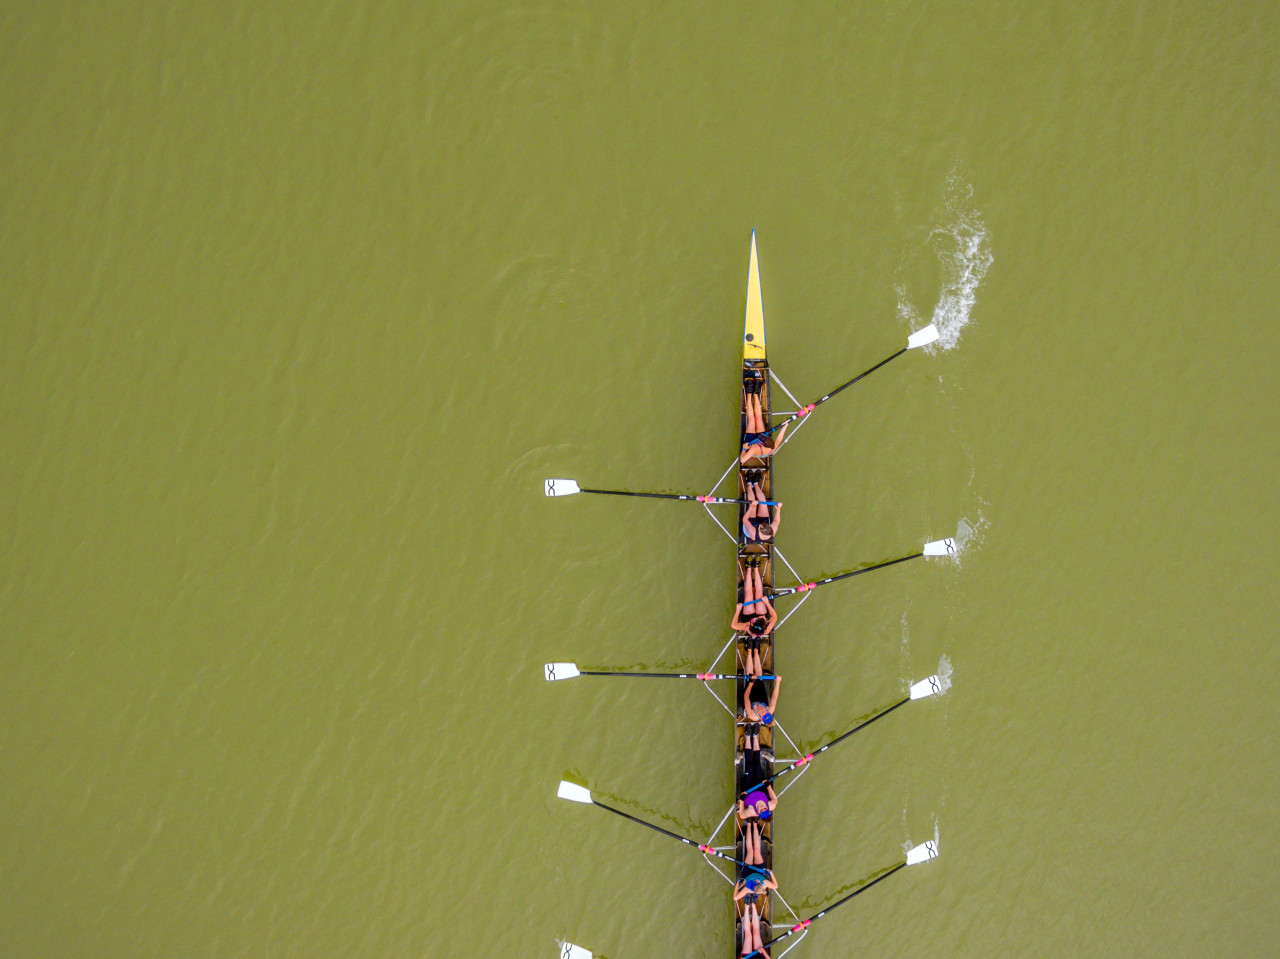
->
{"left": 757, "top": 524, "right": 774, "bottom": 540}
{"left": 760, "top": 710, "right": 774, "bottom": 726}
{"left": 755, "top": 801, "right": 771, "bottom": 819}
{"left": 749, "top": 616, "right": 768, "bottom": 636}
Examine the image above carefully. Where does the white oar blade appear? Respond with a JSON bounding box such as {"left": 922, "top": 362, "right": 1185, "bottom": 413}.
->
{"left": 906, "top": 839, "right": 939, "bottom": 865}
{"left": 557, "top": 780, "right": 594, "bottom": 804}
{"left": 559, "top": 944, "right": 592, "bottom": 959}
{"left": 909, "top": 675, "right": 943, "bottom": 700}
{"left": 544, "top": 662, "right": 581, "bottom": 681}
{"left": 907, "top": 324, "right": 940, "bottom": 349}
{"left": 922, "top": 536, "right": 957, "bottom": 557}
{"left": 545, "top": 478, "right": 581, "bottom": 497}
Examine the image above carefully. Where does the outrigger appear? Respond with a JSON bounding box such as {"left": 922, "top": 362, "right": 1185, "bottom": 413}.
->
{"left": 546, "top": 233, "right": 956, "bottom": 959}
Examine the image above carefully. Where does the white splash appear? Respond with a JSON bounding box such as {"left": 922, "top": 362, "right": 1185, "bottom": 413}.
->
{"left": 936, "top": 654, "right": 953, "bottom": 693}
{"left": 953, "top": 509, "right": 990, "bottom": 557}
{"left": 898, "top": 174, "right": 992, "bottom": 351}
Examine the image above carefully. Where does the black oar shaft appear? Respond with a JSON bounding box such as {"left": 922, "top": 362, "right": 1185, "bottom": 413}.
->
{"left": 581, "top": 488, "right": 761, "bottom": 505}
{"left": 580, "top": 671, "right": 703, "bottom": 678}
{"left": 580, "top": 672, "right": 776, "bottom": 680}
{"left": 820, "top": 348, "right": 908, "bottom": 403}
{"left": 743, "top": 696, "right": 910, "bottom": 793}
{"left": 762, "top": 347, "right": 909, "bottom": 438}
{"left": 591, "top": 800, "right": 743, "bottom": 866}
{"left": 582, "top": 488, "right": 700, "bottom": 501}
{"left": 751, "top": 861, "right": 909, "bottom": 955}
{"left": 775, "top": 552, "right": 924, "bottom": 596}
{"left": 814, "top": 697, "right": 910, "bottom": 754}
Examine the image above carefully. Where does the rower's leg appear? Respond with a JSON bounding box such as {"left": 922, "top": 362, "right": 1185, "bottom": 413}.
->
{"left": 745, "top": 904, "right": 762, "bottom": 953}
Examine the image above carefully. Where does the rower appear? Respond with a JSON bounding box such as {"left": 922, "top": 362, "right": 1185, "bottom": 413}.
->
{"left": 737, "top": 731, "right": 778, "bottom": 822}
{"left": 733, "top": 825, "right": 776, "bottom": 904}
{"left": 740, "top": 376, "right": 787, "bottom": 463}
{"left": 740, "top": 477, "right": 781, "bottom": 543}
{"left": 732, "top": 565, "right": 777, "bottom": 638}
{"left": 738, "top": 901, "right": 771, "bottom": 959}
{"left": 743, "top": 649, "right": 780, "bottom": 726}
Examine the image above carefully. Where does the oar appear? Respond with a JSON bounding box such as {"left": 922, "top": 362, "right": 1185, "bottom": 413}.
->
{"left": 772, "top": 536, "right": 956, "bottom": 597}
{"left": 742, "top": 676, "right": 944, "bottom": 794}
{"left": 546, "top": 663, "right": 775, "bottom": 682}
{"left": 743, "top": 841, "right": 939, "bottom": 958}
{"left": 557, "top": 781, "right": 749, "bottom": 866}
{"left": 545, "top": 478, "right": 776, "bottom": 505}
{"left": 759, "top": 323, "right": 940, "bottom": 439}
{"left": 557, "top": 944, "right": 592, "bottom": 959}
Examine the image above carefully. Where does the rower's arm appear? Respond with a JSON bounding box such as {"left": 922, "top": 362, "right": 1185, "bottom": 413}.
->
{"left": 730, "top": 604, "right": 749, "bottom": 630}
{"left": 743, "top": 680, "right": 755, "bottom": 713}
{"left": 768, "top": 677, "right": 780, "bottom": 712}
{"left": 765, "top": 604, "right": 778, "bottom": 632}
{"left": 772, "top": 423, "right": 787, "bottom": 447}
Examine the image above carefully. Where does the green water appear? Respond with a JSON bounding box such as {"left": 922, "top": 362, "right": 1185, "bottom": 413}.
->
{"left": 2, "top": 3, "right": 1278, "bottom": 957}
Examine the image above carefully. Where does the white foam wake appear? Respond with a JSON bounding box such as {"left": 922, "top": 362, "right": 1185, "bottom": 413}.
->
{"left": 898, "top": 174, "right": 992, "bottom": 351}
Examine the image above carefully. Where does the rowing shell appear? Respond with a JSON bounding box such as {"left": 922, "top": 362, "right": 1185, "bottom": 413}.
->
{"left": 736, "top": 231, "right": 774, "bottom": 957}
{"left": 547, "top": 232, "right": 952, "bottom": 959}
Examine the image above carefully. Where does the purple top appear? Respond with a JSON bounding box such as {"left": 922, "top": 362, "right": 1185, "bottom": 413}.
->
{"left": 744, "top": 789, "right": 769, "bottom": 811}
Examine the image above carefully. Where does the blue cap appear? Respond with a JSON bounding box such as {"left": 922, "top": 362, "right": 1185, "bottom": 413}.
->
{"left": 760, "top": 808, "right": 772, "bottom": 820}
{"left": 761, "top": 711, "right": 774, "bottom": 725}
